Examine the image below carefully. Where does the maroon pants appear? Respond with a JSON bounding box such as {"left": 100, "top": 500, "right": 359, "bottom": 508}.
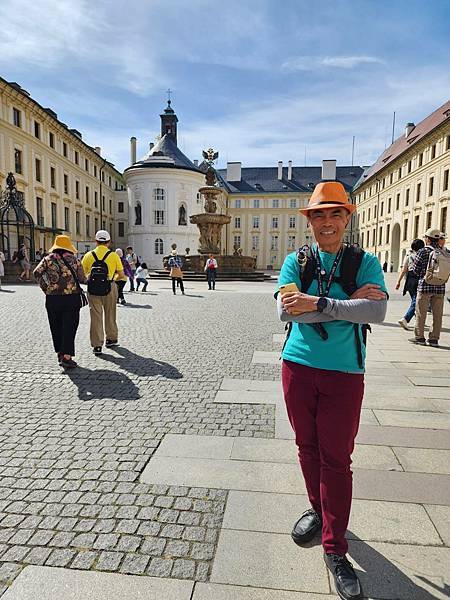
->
{"left": 282, "top": 360, "right": 364, "bottom": 555}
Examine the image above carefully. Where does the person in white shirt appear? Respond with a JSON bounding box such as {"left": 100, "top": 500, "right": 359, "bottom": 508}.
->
{"left": 204, "top": 254, "right": 218, "bottom": 290}
{"left": 135, "top": 263, "right": 149, "bottom": 292}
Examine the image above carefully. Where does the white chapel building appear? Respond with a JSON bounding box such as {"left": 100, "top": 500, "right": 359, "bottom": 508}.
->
{"left": 124, "top": 101, "right": 205, "bottom": 269}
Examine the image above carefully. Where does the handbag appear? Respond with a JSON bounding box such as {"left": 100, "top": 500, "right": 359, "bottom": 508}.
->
{"left": 60, "top": 255, "right": 88, "bottom": 307}
{"left": 170, "top": 266, "right": 183, "bottom": 279}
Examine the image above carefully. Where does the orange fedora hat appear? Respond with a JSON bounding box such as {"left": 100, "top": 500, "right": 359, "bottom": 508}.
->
{"left": 300, "top": 181, "right": 356, "bottom": 216}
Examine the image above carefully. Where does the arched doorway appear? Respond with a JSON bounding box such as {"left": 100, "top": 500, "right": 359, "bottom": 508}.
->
{"left": 391, "top": 223, "right": 401, "bottom": 271}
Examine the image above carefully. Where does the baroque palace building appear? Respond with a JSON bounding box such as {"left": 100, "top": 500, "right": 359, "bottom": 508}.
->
{"left": 353, "top": 100, "right": 450, "bottom": 271}
{"left": 0, "top": 78, "right": 127, "bottom": 259}
{"left": 218, "top": 161, "right": 363, "bottom": 270}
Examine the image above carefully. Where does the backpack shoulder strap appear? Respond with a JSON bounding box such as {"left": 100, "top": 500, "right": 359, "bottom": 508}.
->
{"left": 92, "top": 251, "right": 98, "bottom": 262}
{"left": 103, "top": 250, "right": 112, "bottom": 261}
{"left": 340, "top": 244, "right": 365, "bottom": 297}
{"left": 298, "top": 246, "right": 316, "bottom": 292}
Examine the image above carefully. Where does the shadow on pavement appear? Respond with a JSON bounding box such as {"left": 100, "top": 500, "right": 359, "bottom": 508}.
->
{"left": 120, "top": 303, "right": 152, "bottom": 309}
{"left": 99, "top": 346, "right": 183, "bottom": 379}
{"left": 347, "top": 532, "right": 442, "bottom": 599}
{"left": 0, "top": 289, "right": 15, "bottom": 293}
{"left": 182, "top": 293, "right": 205, "bottom": 298}
{"left": 65, "top": 367, "right": 140, "bottom": 401}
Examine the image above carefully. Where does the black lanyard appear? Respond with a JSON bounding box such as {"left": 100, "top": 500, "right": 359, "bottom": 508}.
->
{"left": 315, "top": 245, "right": 343, "bottom": 297}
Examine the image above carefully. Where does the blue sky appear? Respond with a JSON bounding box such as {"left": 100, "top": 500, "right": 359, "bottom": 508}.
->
{"left": 1, "top": 0, "right": 449, "bottom": 172}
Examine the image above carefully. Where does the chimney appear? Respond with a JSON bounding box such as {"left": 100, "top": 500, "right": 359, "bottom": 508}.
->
{"left": 130, "top": 137, "right": 137, "bottom": 165}
{"left": 288, "top": 160, "right": 293, "bottom": 181}
{"left": 277, "top": 161, "right": 283, "bottom": 180}
{"left": 322, "top": 159, "right": 336, "bottom": 180}
{"left": 94, "top": 146, "right": 101, "bottom": 155}
{"left": 193, "top": 159, "right": 198, "bottom": 166}
{"left": 226, "top": 162, "right": 241, "bottom": 182}
{"left": 405, "top": 122, "right": 415, "bottom": 137}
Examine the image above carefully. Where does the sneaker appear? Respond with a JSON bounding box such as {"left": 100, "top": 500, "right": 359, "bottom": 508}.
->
{"left": 408, "top": 337, "right": 426, "bottom": 346}
{"left": 291, "top": 509, "right": 322, "bottom": 545}
{"left": 428, "top": 339, "right": 439, "bottom": 347}
{"left": 324, "top": 553, "right": 362, "bottom": 600}
{"left": 105, "top": 339, "right": 118, "bottom": 348}
{"left": 61, "top": 358, "right": 77, "bottom": 369}
{"left": 397, "top": 318, "right": 410, "bottom": 331}
{"left": 93, "top": 346, "right": 102, "bottom": 355}
{"left": 120, "top": 299, "right": 126, "bottom": 305}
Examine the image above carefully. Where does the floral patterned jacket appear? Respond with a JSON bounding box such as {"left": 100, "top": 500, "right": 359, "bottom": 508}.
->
{"left": 34, "top": 252, "right": 86, "bottom": 295}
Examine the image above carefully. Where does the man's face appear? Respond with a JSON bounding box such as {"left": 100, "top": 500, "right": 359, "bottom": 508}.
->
{"left": 439, "top": 238, "right": 446, "bottom": 248}
{"left": 307, "top": 207, "right": 351, "bottom": 247}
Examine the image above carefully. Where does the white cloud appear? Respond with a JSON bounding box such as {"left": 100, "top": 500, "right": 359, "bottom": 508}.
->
{"left": 282, "top": 55, "right": 384, "bottom": 72}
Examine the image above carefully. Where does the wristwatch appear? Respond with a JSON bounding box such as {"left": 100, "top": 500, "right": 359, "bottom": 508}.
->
{"left": 316, "top": 297, "right": 328, "bottom": 313}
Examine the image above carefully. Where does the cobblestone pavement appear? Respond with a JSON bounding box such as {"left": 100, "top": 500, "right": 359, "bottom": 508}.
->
{"left": 0, "top": 280, "right": 280, "bottom": 594}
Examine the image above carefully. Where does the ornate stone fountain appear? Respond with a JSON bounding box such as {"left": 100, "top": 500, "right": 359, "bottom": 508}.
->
{"left": 189, "top": 148, "right": 230, "bottom": 254}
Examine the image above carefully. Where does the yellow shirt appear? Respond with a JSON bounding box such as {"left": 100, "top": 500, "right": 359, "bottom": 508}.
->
{"left": 81, "top": 246, "right": 123, "bottom": 281}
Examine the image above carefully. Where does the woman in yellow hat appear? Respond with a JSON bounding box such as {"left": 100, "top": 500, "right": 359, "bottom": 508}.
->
{"left": 34, "top": 234, "right": 87, "bottom": 369}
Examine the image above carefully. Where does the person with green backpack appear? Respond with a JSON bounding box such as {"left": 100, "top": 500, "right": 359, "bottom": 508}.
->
{"left": 81, "top": 230, "right": 124, "bottom": 355}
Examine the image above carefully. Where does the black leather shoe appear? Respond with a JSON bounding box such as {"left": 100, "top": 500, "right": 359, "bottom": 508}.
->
{"left": 324, "top": 553, "right": 362, "bottom": 600}
{"left": 291, "top": 509, "right": 322, "bottom": 545}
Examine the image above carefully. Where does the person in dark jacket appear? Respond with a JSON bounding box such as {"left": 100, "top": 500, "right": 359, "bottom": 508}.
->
{"left": 34, "top": 235, "right": 86, "bottom": 369}
{"left": 395, "top": 238, "right": 425, "bottom": 330}
{"left": 167, "top": 250, "right": 185, "bottom": 295}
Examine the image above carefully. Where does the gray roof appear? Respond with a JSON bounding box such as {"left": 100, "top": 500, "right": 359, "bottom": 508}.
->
{"left": 125, "top": 134, "right": 203, "bottom": 174}
{"left": 216, "top": 166, "right": 364, "bottom": 194}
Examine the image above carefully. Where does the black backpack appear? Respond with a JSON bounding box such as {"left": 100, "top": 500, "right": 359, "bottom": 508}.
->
{"left": 87, "top": 250, "right": 112, "bottom": 296}
{"left": 282, "top": 244, "right": 370, "bottom": 369}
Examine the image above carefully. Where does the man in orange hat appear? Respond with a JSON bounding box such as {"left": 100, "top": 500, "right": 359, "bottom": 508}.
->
{"left": 275, "top": 181, "right": 388, "bottom": 600}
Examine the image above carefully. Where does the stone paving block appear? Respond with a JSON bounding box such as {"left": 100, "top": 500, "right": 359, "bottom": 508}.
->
{"left": 220, "top": 378, "right": 282, "bottom": 393}
{"left": 1, "top": 565, "right": 194, "bottom": 599}
{"left": 140, "top": 456, "right": 304, "bottom": 495}
{"left": 275, "top": 417, "right": 294, "bottom": 439}
{"left": 194, "top": 582, "right": 337, "bottom": 599}
{"left": 393, "top": 447, "right": 450, "bottom": 474}
{"left": 356, "top": 424, "right": 450, "bottom": 449}
{"left": 408, "top": 376, "right": 450, "bottom": 387}
{"left": 157, "top": 434, "right": 233, "bottom": 460}
{"left": 347, "top": 539, "right": 450, "bottom": 599}
{"left": 374, "top": 409, "right": 450, "bottom": 429}
{"left": 223, "top": 491, "right": 441, "bottom": 545}
{"left": 211, "top": 529, "right": 329, "bottom": 593}
{"left": 214, "top": 390, "right": 282, "bottom": 406}
{"left": 424, "top": 505, "right": 450, "bottom": 545}
{"left": 251, "top": 351, "right": 280, "bottom": 364}
{"left": 364, "top": 385, "right": 450, "bottom": 399}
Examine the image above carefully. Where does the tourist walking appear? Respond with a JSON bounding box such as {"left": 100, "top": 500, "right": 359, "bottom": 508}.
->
{"left": 135, "top": 263, "right": 149, "bottom": 291}
{"left": 168, "top": 250, "right": 184, "bottom": 295}
{"left": 81, "top": 230, "right": 124, "bottom": 355}
{"left": 276, "top": 182, "right": 387, "bottom": 600}
{"left": 15, "top": 243, "right": 31, "bottom": 281}
{"left": 125, "top": 246, "right": 138, "bottom": 291}
{"left": 410, "top": 228, "right": 449, "bottom": 346}
{"left": 204, "top": 253, "right": 218, "bottom": 290}
{"left": 115, "top": 248, "right": 132, "bottom": 305}
{"left": 395, "top": 238, "right": 425, "bottom": 330}
{"left": 0, "top": 249, "right": 5, "bottom": 289}
{"left": 33, "top": 235, "right": 87, "bottom": 369}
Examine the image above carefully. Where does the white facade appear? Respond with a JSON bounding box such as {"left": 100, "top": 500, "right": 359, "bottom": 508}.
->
{"left": 124, "top": 160, "right": 204, "bottom": 269}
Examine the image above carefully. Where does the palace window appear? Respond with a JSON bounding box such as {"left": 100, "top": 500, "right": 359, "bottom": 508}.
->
{"left": 271, "top": 217, "right": 279, "bottom": 229}
{"left": 289, "top": 216, "right": 296, "bottom": 228}
{"left": 380, "top": 202, "right": 384, "bottom": 217}
{"left": 75, "top": 180, "right": 80, "bottom": 199}
{"left": 416, "top": 182, "right": 421, "bottom": 202}
{"left": 386, "top": 224, "right": 390, "bottom": 244}
{"left": 35, "top": 158, "right": 41, "bottom": 182}
{"left": 233, "top": 235, "right": 241, "bottom": 248}
{"left": 251, "top": 235, "right": 259, "bottom": 250}
{"left": 118, "top": 222, "right": 125, "bottom": 237}
{"left": 50, "top": 167, "right": 56, "bottom": 189}
{"left": 270, "top": 235, "right": 279, "bottom": 251}
{"left": 443, "top": 169, "right": 449, "bottom": 192}
{"left": 431, "top": 144, "right": 436, "bottom": 160}
{"left": 13, "top": 108, "right": 21, "bottom": 127}
{"left": 395, "top": 193, "right": 400, "bottom": 210}
{"left": 288, "top": 235, "right": 296, "bottom": 250}
{"left": 64, "top": 207, "right": 70, "bottom": 231}
{"left": 405, "top": 188, "right": 410, "bottom": 206}
{"left": 290, "top": 199, "right": 297, "bottom": 208}
{"left": 74, "top": 150, "right": 79, "bottom": 165}
{"left": 426, "top": 211, "right": 432, "bottom": 229}
{"left": 252, "top": 216, "right": 260, "bottom": 229}
{"left": 94, "top": 191, "right": 98, "bottom": 207}
{"left": 85, "top": 186, "right": 89, "bottom": 204}
{"left": 272, "top": 199, "right": 279, "bottom": 208}
{"left": 118, "top": 201, "right": 124, "bottom": 213}
{"left": 446, "top": 135, "right": 450, "bottom": 151}
{"left": 63, "top": 142, "right": 67, "bottom": 157}
{"left": 14, "top": 149, "right": 22, "bottom": 174}
{"left": 440, "top": 207, "right": 447, "bottom": 234}
{"left": 135, "top": 201, "right": 142, "bottom": 225}
{"left": 235, "top": 199, "right": 241, "bottom": 208}
{"left": 85, "top": 158, "right": 89, "bottom": 172}
{"left": 64, "top": 174, "right": 69, "bottom": 195}
{"left": 34, "top": 121, "right": 41, "bottom": 139}
{"left": 36, "top": 197, "right": 44, "bottom": 226}
{"left": 234, "top": 217, "right": 241, "bottom": 229}
{"left": 178, "top": 204, "right": 187, "bottom": 226}
{"left": 407, "top": 160, "right": 412, "bottom": 174}
{"left": 418, "top": 152, "right": 423, "bottom": 167}
{"left": 155, "top": 238, "right": 164, "bottom": 255}
{"left": 378, "top": 227, "right": 383, "bottom": 245}
{"left": 414, "top": 215, "right": 420, "bottom": 238}
{"left": 387, "top": 197, "right": 391, "bottom": 213}
{"left": 253, "top": 199, "right": 260, "bottom": 209}
{"left": 49, "top": 132, "right": 55, "bottom": 149}
{"left": 85, "top": 215, "right": 90, "bottom": 238}
{"left": 51, "top": 202, "right": 57, "bottom": 229}
{"left": 154, "top": 188, "right": 165, "bottom": 225}
{"left": 76, "top": 211, "right": 80, "bottom": 234}
{"left": 403, "top": 218, "right": 408, "bottom": 241}
{"left": 429, "top": 177, "right": 434, "bottom": 196}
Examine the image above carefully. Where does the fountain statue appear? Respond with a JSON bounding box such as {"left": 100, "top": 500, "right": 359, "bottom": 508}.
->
{"left": 189, "top": 148, "right": 231, "bottom": 254}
